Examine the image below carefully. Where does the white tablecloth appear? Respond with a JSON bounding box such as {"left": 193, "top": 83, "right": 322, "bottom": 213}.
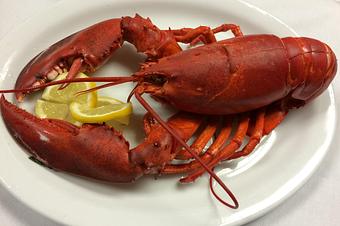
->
{"left": 0, "top": 0, "right": 339, "bottom": 225}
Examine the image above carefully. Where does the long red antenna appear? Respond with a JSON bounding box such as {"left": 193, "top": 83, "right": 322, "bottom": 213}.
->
{"left": 134, "top": 90, "right": 239, "bottom": 209}
{"left": 0, "top": 76, "right": 137, "bottom": 94}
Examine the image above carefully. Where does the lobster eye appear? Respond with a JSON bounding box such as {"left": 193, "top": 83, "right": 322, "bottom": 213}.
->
{"left": 153, "top": 142, "right": 160, "bottom": 148}
{"left": 154, "top": 77, "right": 165, "bottom": 84}
{"left": 146, "top": 74, "right": 167, "bottom": 85}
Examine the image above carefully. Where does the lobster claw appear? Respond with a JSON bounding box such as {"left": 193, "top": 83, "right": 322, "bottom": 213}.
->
{"left": 15, "top": 18, "right": 123, "bottom": 101}
{"left": 0, "top": 95, "right": 143, "bottom": 183}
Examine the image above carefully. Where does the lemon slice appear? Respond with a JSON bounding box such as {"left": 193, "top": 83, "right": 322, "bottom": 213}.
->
{"left": 35, "top": 99, "right": 82, "bottom": 125}
{"left": 35, "top": 99, "right": 69, "bottom": 120}
{"left": 69, "top": 100, "right": 132, "bottom": 123}
{"left": 65, "top": 113, "right": 83, "bottom": 126}
{"left": 96, "top": 96, "right": 131, "bottom": 125}
{"left": 35, "top": 72, "right": 132, "bottom": 127}
{"left": 41, "top": 72, "right": 97, "bottom": 107}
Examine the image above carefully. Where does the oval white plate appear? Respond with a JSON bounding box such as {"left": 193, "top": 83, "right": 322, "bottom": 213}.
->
{"left": 0, "top": 0, "right": 336, "bottom": 226}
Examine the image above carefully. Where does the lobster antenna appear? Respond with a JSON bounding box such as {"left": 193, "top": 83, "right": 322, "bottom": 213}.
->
{"left": 134, "top": 90, "right": 239, "bottom": 209}
{"left": 75, "top": 82, "right": 124, "bottom": 97}
{"left": 0, "top": 76, "right": 137, "bottom": 94}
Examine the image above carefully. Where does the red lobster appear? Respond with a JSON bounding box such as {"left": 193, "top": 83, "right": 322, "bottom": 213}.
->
{"left": 0, "top": 14, "right": 337, "bottom": 209}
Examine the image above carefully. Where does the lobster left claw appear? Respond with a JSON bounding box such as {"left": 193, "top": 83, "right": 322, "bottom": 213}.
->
{"left": 0, "top": 95, "right": 144, "bottom": 182}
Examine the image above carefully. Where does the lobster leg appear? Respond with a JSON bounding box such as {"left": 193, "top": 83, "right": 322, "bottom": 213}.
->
{"left": 225, "top": 102, "right": 288, "bottom": 160}
{"left": 173, "top": 26, "right": 218, "bottom": 44}
{"left": 171, "top": 23, "right": 243, "bottom": 46}
{"left": 161, "top": 117, "right": 232, "bottom": 174}
{"left": 228, "top": 110, "right": 265, "bottom": 160}
{"left": 175, "top": 117, "right": 220, "bottom": 160}
{"left": 205, "top": 117, "right": 233, "bottom": 156}
{"left": 161, "top": 115, "right": 248, "bottom": 176}
{"left": 179, "top": 115, "right": 250, "bottom": 183}
{"left": 263, "top": 103, "right": 287, "bottom": 135}
{"left": 173, "top": 106, "right": 286, "bottom": 182}
{"left": 212, "top": 24, "right": 243, "bottom": 37}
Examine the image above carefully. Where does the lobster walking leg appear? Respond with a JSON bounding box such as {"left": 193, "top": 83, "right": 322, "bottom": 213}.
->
{"left": 179, "top": 115, "right": 250, "bottom": 183}
{"left": 263, "top": 103, "right": 287, "bottom": 135}
{"left": 227, "top": 103, "right": 287, "bottom": 160}
{"left": 170, "top": 23, "right": 243, "bottom": 45}
{"left": 178, "top": 23, "right": 244, "bottom": 45}
{"left": 163, "top": 105, "right": 286, "bottom": 183}
{"left": 212, "top": 24, "right": 243, "bottom": 37}
{"left": 173, "top": 26, "right": 219, "bottom": 44}
{"left": 204, "top": 117, "right": 233, "bottom": 156}
{"left": 228, "top": 110, "right": 265, "bottom": 159}
{"left": 175, "top": 117, "right": 220, "bottom": 160}
{"left": 160, "top": 115, "right": 247, "bottom": 175}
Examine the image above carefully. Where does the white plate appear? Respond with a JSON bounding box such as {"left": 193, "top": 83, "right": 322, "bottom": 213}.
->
{"left": 0, "top": 0, "right": 336, "bottom": 226}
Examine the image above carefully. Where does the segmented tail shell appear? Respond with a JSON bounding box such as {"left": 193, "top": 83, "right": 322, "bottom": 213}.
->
{"left": 282, "top": 37, "right": 337, "bottom": 102}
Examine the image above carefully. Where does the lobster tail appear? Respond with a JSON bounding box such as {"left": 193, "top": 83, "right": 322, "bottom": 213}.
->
{"left": 282, "top": 37, "right": 337, "bottom": 103}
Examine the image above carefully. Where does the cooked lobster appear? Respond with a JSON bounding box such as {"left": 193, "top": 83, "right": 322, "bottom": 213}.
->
{"left": 0, "top": 14, "right": 337, "bottom": 209}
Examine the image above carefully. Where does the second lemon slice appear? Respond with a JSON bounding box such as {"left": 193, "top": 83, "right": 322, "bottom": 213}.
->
{"left": 69, "top": 99, "right": 132, "bottom": 123}
{"left": 96, "top": 96, "right": 131, "bottom": 125}
{"left": 41, "top": 72, "right": 97, "bottom": 107}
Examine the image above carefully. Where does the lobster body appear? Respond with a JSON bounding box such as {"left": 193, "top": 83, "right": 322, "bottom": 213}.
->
{"left": 141, "top": 34, "right": 336, "bottom": 114}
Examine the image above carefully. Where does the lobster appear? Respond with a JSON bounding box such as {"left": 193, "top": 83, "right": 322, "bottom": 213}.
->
{"left": 0, "top": 14, "right": 337, "bottom": 209}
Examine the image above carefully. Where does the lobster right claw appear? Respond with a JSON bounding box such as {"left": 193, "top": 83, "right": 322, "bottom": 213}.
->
{"left": 0, "top": 95, "right": 143, "bottom": 183}
{"left": 15, "top": 18, "right": 124, "bottom": 101}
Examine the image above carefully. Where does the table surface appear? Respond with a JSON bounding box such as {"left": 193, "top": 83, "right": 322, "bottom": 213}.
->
{"left": 0, "top": 0, "right": 339, "bottom": 225}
